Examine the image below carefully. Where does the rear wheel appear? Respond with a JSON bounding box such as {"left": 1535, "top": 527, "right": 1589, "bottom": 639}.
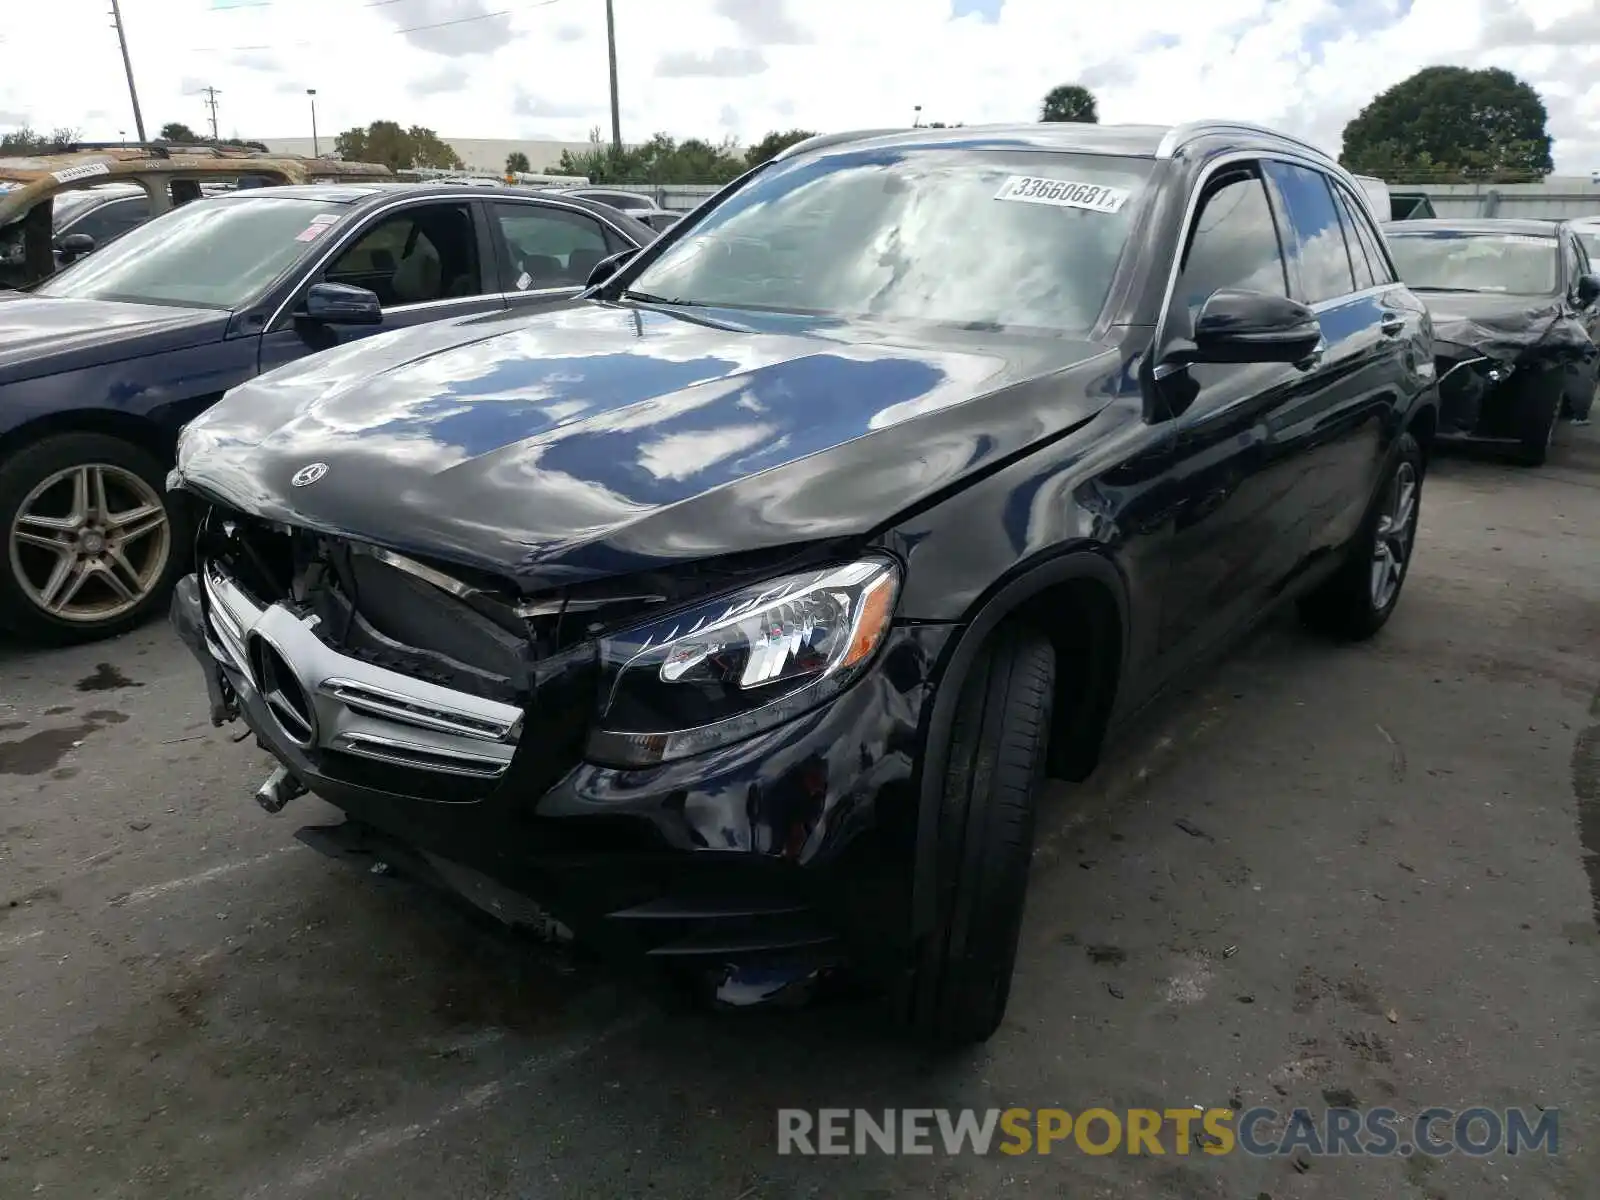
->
{"left": 907, "top": 624, "right": 1055, "bottom": 1048}
{"left": 0, "top": 433, "right": 186, "bottom": 643}
{"left": 1298, "top": 432, "right": 1422, "bottom": 642}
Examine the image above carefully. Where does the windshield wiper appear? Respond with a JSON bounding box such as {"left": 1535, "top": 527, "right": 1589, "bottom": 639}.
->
{"left": 620, "top": 289, "right": 701, "bottom": 307}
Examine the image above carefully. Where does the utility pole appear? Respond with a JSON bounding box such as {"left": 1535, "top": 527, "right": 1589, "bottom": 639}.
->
{"left": 108, "top": 0, "right": 146, "bottom": 142}
{"left": 605, "top": 0, "right": 621, "bottom": 151}
{"left": 198, "top": 86, "right": 222, "bottom": 141}
{"left": 307, "top": 89, "right": 320, "bottom": 157}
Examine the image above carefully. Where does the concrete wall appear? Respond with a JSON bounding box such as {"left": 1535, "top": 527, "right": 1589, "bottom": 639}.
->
{"left": 1398, "top": 178, "right": 1600, "bottom": 220}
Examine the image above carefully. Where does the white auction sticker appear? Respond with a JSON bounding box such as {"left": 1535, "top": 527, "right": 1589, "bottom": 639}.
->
{"left": 52, "top": 162, "right": 111, "bottom": 184}
{"left": 307, "top": 213, "right": 340, "bottom": 227}
{"left": 993, "top": 175, "right": 1130, "bottom": 213}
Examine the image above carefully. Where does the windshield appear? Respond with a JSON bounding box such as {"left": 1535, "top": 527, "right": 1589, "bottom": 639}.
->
{"left": 36, "top": 195, "right": 347, "bottom": 308}
{"left": 626, "top": 148, "right": 1152, "bottom": 333}
{"left": 1385, "top": 230, "right": 1559, "bottom": 294}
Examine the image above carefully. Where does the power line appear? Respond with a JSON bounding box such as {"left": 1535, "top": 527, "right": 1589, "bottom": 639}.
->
{"left": 194, "top": 85, "right": 224, "bottom": 140}
{"left": 189, "top": 0, "right": 569, "bottom": 51}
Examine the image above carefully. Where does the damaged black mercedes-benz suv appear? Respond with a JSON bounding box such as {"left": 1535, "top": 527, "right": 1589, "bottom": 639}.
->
{"left": 171, "top": 121, "right": 1438, "bottom": 1045}
{"left": 1384, "top": 218, "right": 1600, "bottom": 465}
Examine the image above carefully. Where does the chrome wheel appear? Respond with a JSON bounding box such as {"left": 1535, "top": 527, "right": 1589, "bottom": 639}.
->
{"left": 7, "top": 462, "right": 171, "bottom": 624}
{"left": 1370, "top": 461, "right": 1417, "bottom": 611}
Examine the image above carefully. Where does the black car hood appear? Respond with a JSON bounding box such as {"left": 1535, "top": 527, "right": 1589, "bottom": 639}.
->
{"left": 176, "top": 301, "right": 1119, "bottom": 589}
{"left": 1419, "top": 289, "right": 1591, "bottom": 362}
{"left": 0, "top": 293, "right": 228, "bottom": 384}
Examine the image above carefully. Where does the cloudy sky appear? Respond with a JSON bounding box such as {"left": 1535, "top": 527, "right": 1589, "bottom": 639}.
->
{"left": 1, "top": 0, "right": 1596, "bottom": 172}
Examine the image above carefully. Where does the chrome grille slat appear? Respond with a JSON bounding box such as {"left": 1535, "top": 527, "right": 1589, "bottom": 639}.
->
{"left": 196, "top": 561, "right": 523, "bottom": 781}
{"left": 319, "top": 677, "right": 515, "bottom": 742}
{"left": 332, "top": 731, "right": 510, "bottom": 778}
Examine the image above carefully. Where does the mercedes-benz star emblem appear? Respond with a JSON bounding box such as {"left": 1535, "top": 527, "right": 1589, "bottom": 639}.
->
{"left": 290, "top": 462, "right": 329, "bottom": 488}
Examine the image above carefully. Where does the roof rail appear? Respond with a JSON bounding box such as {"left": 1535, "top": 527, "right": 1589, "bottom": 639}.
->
{"left": 772, "top": 129, "right": 908, "bottom": 161}
{"left": 1155, "top": 121, "right": 1335, "bottom": 163}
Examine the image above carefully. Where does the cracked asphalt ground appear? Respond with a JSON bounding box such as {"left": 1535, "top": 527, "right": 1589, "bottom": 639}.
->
{"left": 2, "top": 426, "right": 1598, "bottom": 1200}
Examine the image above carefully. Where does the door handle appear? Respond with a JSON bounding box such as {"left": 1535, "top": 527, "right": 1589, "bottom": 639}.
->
{"left": 1379, "top": 313, "right": 1406, "bottom": 337}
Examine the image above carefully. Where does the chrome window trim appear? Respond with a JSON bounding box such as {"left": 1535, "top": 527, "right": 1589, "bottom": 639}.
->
{"left": 1150, "top": 148, "right": 1407, "bottom": 384}
{"left": 264, "top": 191, "right": 641, "bottom": 331}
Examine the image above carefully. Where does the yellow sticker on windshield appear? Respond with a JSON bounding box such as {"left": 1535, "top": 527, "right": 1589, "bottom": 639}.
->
{"left": 994, "top": 175, "right": 1130, "bottom": 213}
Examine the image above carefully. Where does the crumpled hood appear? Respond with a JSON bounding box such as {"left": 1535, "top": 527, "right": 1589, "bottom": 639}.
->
{"left": 0, "top": 293, "right": 227, "bottom": 383}
{"left": 1421, "top": 290, "right": 1592, "bottom": 362}
{"left": 176, "top": 300, "right": 1118, "bottom": 588}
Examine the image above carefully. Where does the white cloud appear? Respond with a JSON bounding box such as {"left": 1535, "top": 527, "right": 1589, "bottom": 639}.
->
{"left": 0, "top": 0, "right": 1594, "bottom": 171}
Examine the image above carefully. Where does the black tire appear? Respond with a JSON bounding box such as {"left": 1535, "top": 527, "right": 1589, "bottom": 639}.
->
{"left": 1517, "top": 372, "right": 1563, "bottom": 466}
{"left": 0, "top": 432, "right": 188, "bottom": 644}
{"left": 908, "top": 624, "right": 1055, "bottom": 1048}
{"left": 1298, "top": 431, "right": 1423, "bottom": 642}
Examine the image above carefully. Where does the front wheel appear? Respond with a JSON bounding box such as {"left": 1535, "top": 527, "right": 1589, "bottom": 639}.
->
{"left": 1517, "top": 372, "right": 1564, "bottom": 466}
{"left": 0, "top": 432, "right": 187, "bottom": 643}
{"left": 906, "top": 624, "right": 1055, "bottom": 1048}
{"left": 1298, "top": 431, "right": 1423, "bottom": 642}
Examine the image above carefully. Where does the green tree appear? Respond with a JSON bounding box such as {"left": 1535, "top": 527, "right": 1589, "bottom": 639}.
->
{"left": 744, "top": 129, "right": 817, "bottom": 168}
{"left": 159, "top": 122, "right": 200, "bottom": 142}
{"left": 333, "top": 120, "right": 463, "bottom": 171}
{"left": 505, "top": 150, "right": 530, "bottom": 174}
{"left": 1340, "top": 66, "right": 1553, "bottom": 183}
{"left": 1040, "top": 84, "right": 1098, "bottom": 123}
{"left": 553, "top": 128, "right": 745, "bottom": 185}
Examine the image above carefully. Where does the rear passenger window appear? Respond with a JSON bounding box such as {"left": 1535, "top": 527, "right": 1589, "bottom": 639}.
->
{"left": 1337, "top": 183, "right": 1396, "bottom": 285}
{"left": 1176, "top": 169, "right": 1288, "bottom": 316}
{"left": 1264, "top": 162, "right": 1356, "bottom": 304}
{"left": 1331, "top": 189, "right": 1376, "bottom": 291}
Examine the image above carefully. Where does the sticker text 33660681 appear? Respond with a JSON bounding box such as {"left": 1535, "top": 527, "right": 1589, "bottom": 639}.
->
{"left": 993, "top": 176, "right": 1130, "bottom": 214}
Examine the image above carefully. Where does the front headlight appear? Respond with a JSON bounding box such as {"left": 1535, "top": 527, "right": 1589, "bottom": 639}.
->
{"left": 587, "top": 555, "right": 901, "bottom": 767}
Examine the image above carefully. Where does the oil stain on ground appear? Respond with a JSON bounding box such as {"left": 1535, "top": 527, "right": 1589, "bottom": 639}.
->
{"left": 0, "top": 724, "right": 98, "bottom": 776}
{"left": 76, "top": 663, "right": 143, "bottom": 693}
{"left": 0, "top": 708, "right": 129, "bottom": 776}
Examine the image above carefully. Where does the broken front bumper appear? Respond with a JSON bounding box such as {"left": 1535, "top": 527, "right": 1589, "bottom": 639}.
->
{"left": 169, "top": 566, "right": 951, "bottom": 982}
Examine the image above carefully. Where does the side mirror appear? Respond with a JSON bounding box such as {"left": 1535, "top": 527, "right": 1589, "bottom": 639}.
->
{"left": 1574, "top": 272, "right": 1600, "bottom": 307}
{"left": 300, "top": 281, "right": 382, "bottom": 326}
{"left": 56, "top": 232, "right": 96, "bottom": 262}
{"left": 586, "top": 248, "right": 639, "bottom": 289}
{"left": 1164, "top": 288, "right": 1324, "bottom": 368}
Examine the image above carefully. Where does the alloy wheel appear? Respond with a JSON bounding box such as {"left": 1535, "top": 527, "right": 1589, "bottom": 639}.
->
{"left": 1369, "top": 461, "right": 1417, "bottom": 611}
{"left": 7, "top": 462, "right": 171, "bottom": 624}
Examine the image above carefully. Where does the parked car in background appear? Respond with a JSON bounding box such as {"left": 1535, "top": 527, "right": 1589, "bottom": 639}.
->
{"left": 559, "top": 186, "right": 682, "bottom": 232}
{"left": 0, "top": 145, "right": 392, "bottom": 289}
{"left": 0, "top": 182, "right": 654, "bottom": 642}
{"left": 1385, "top": 218, "right": 1600, "bottom": 461}
{"left": 170, "top": 119, "right": 1436, "bottom": 1045}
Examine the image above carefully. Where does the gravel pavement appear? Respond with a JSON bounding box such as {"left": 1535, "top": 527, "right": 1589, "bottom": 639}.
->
{"left": 2, "top": 426, "right": 1597, "bottom": 1200}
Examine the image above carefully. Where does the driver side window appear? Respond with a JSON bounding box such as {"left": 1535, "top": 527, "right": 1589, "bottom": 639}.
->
{"left": 324, "top": 203, "right": 483, "bottom": 308}
{"left": 1175, "top": 167, "right": 1289, "bottom": 319}
{"left": 1563, "top": 236, "right": 1584, "bottom": 299}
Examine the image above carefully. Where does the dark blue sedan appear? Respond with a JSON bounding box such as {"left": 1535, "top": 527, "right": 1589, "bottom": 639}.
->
{"left": 0, "top": 182, "right": 654, "bottom": 642}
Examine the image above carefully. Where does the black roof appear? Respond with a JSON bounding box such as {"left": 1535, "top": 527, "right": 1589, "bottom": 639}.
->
{"left": 1385, "top": 217, "right": 1562, "bottom": 237}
